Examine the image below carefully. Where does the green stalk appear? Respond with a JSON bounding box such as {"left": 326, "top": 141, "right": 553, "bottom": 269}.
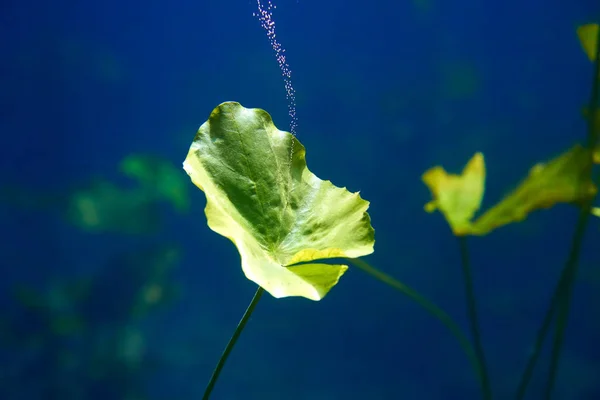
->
{"left": 513, "top": 218, "right": 593, "bottom": 399}
{"left": 348, "top": 257, "right": 484, "bottom": 391}
{"left": 543, "top": 206, "right": 593, "bottom": 397}
{"left": 515, "top": 266, "right": 567, "bottom": 399}
{"left": 202, "top": 287, "right": 264, "bottom": 400}
{"left": 516, "top": 23, "right": 600, "bottom": 399}
{"left": 458, "top": 237, "right": 492, "bottom": 400}
{"left": 543, "top": 24, "right": 600, "bottom": 398}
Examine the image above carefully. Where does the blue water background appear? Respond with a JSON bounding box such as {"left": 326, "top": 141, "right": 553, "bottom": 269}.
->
{"left": 1, "top": 0, "right": 599, "bottom": 398}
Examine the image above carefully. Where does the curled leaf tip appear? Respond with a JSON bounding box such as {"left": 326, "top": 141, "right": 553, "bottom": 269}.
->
{"left": 421, "top": 152, "right": 486, "bottom": 235}
{"left": 577, "top": 23, "right": 599, "bottom": 62}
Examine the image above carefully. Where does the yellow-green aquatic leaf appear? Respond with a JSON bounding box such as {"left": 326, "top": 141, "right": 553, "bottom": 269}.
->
{"left": 183, "top": 102, "right": 374, "bottom": 300}
{"left": 469, "top": 145, "right": 597, "bottom": 235}
{"left": 421, "top": 153, "right": 485, "bottom": 235}
{"left": 578, "top": 23, "right": 599, "bottom": 62}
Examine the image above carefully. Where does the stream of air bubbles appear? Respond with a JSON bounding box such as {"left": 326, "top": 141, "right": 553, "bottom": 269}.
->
{"left": 253, "top": 0, "right": 298, "bottom": 137}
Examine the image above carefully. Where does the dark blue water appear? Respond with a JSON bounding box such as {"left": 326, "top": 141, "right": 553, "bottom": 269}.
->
{"left": 1, "top": 0, "right": 599, "bottom": 399}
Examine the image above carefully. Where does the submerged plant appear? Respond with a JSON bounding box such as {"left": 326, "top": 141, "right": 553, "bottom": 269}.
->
{"left": 183, "top": 20, "right": 600, "bottom": 400}
{"left": 184, "top": 102, "right": 481, "bottom": 399}
{"left": 183, "top": 101, "right": 375, "bottom": 301}
{"left": 423, "top": 144, "right": 598, "bottom": 237}
{"left": 422, "top": 21, "right": 600, "bottom": 399}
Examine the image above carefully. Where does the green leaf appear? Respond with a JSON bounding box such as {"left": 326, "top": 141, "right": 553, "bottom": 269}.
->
{"left": 183, "top": 102, "right": 375, "bottom": 300}
{"left": 469, "top": 144, "right": 597, "bottom": 236}
{"left": 120, "top": 154, "right": 190, "bottom": 213}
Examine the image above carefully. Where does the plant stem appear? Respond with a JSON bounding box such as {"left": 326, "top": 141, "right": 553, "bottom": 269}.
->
{"left": 514, "top": 265, "right": 566, "bottom": 399}
{"left": 543, "top": 206, "right": 592, "bottom": 397}
{"left": 348, "top": 257, "right": 483, "bottom": 391}
{"left": 517, "top": 24, "right": 600, "bottom": 399}
{"left": 542, "top": 24, "right": 600, "bottom": 398}
{"left": 202, "top": 286, "right": 264, "bottom": 400}
{"left": 458, "top": 237, "right": 492, "bottom": 400}
{"left": 515, "top": 209, "right": 591, "bottom": 399}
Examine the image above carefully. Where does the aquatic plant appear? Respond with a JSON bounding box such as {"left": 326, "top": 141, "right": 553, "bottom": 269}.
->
{"left": 2, "top": 244, "right": 180, "bottom": 399}
{"left": 184, "top": 22, "right": 600, "bottom": 400}
{"left": 0, "top": 153, "right": 188, "bottom": 235}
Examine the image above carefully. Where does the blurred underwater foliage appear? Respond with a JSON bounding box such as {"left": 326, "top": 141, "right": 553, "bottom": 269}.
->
{"left": 0, "top": 154, "right": 188, "bottom": 235}
{"left": 1, "top": 244, "right": 181, "bottom": 399}
{"left": 0, "top": 153, "right": 188, "bottom": 398}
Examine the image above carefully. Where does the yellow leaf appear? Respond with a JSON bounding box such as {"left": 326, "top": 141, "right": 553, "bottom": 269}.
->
{"left": 469, "top": 145, "right": 597, "bottom": 236}
{"left": 421, "top": 153, "right": 485, "bottom": 235}
{"left": 183, "top": 102, "right": 374, "bottom": 301}
{"left": 577, "top": 23, "right": 599, "bottom": 62}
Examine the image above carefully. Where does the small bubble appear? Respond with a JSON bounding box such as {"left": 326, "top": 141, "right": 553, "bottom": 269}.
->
{"left": 254, "top": 0, "right": 298, "bottom": 137}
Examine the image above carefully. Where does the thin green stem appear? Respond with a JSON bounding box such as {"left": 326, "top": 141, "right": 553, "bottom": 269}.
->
{"left": 202, "top": 286, "right": 264, "bottom": 400}
{"left": 514, "top": 266, "right": 565, "bottom": 399}
{"left": 543, "top": 206, "right": 592, "bottom": 397}
{"left": 545, "top": 24, "right": 600, "bottom": 399}
{"left": 348, "top": 257, "right": 483, "bottom": 390}
{"left": 517, "top": 24, "right": 600, "bottom": 399}
{"left": 515, "top": 211, "right": 590, "bottom": 399}
{"left": 543, "top": 25, "right": 600, "bottom": 397}
{"left": 458, "top": 237, "right": 492, "bottom": 400}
